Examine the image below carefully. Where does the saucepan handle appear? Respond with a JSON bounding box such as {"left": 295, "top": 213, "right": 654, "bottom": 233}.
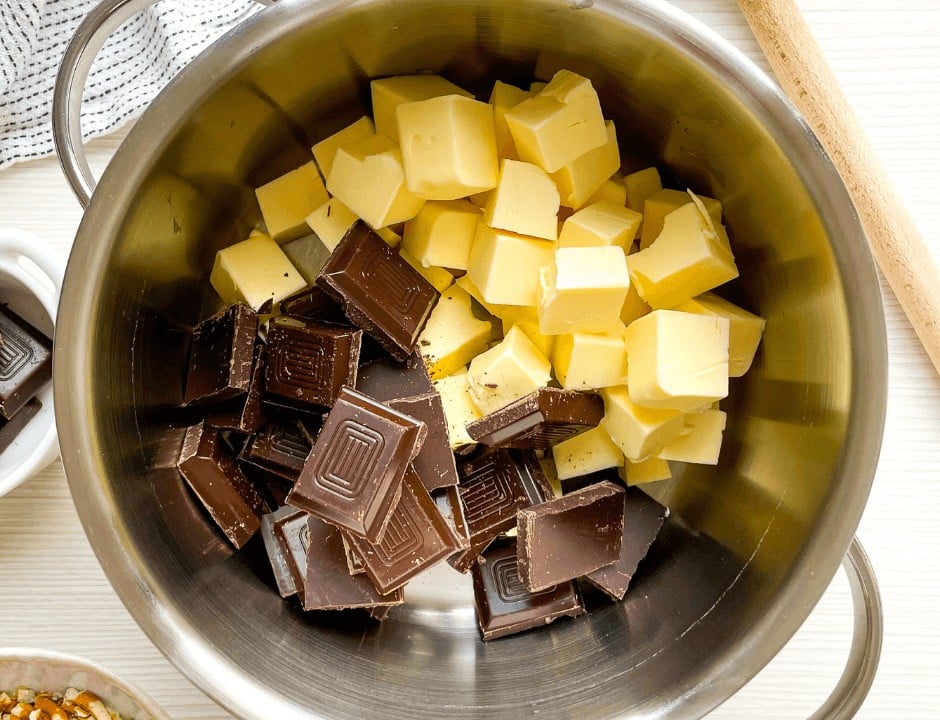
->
{"left": 52, "top": 0, "right": 276, "bottom": 209}
{"left": 809, "top": 536, "right": 883, "bottom": 719}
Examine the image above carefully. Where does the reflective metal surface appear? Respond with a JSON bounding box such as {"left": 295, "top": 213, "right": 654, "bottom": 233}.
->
{"left": 54, "top": 1, "right": 887, "bottom": 718}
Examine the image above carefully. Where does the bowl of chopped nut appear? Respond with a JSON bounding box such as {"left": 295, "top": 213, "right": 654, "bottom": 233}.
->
{"left": 0, "top": 649, "right": 168, "bottom": 720}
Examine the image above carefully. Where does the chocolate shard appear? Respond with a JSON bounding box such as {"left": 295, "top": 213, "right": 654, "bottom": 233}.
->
{"left": 388, "top": 392, "right": 459, "bottom": 492}
{"left": 273, "top": 509, "right": 313, "bottom": 605}
{"left": 264, "top": 316, "right": 362, "bottom": 409}
{"left": 280, "top": 286, "right": 350, "bottom": 326}
{"left": 183, "top": 303, "right": 257, "bottom": 406}
{"left": 456, "top": 449, "right": 551, "bottom": 560}
{"left": 206, "top": 343, "right": 267, "bottom": 434}
{"left": 466, "top": 387, "right": 604, "bottom": 449}
{"left": 287, "top": 386, "right": 427, "bottom": 543}
{"left": 355, "top": 352, "right": 433, "bottom": 402}
{"left": 517, "top": 481, "right": 625, "bottom": 593}
{"left": 177, "top": 420, "right": 265, "bottom": 549}
{"left": 0, "top": 306, "right": 52, "bottom": 420}
{"left": 584, "top": 487, "right": 668, "bottom": 600}
{"left": 316, "top": 221, "right": 439, "bottom": 361}
{"left": 240, "top": 417, "right": 318, "bottom": 482}
{"left": 471, "top": 539, "right": 584, "bottom": 641}
{"left": 304, "top": 515, "right": 405, "bottom": 611}
{"left": 341, "top": 533, "right": 367, "bottom": 575}
{"left": 345, "top": 467, "right": 458, "bottom": 594}
{"left": 0, "top": 398, "right": 41, "bottom": 454}
{"left": 261, "top": 506, "right": 305, "bottom": 598}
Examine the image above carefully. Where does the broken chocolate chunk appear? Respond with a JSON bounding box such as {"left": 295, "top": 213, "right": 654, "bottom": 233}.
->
{"left": 316, "top": 222, "right": 438, "bottom": 361}
{"left": 240, "top": 417, "right": 317, "bottom": 482}
{"left": 261, "top": 505, "right": 304, "bottom": 598}
{"left": 355, "top": 352, "right": 433, "bottom": 402}
{"left": 183, "top": 303, "right": 257, "bottom": 406}
{"left": 264, "top": 316, "right": 362, "bottom": 408}
{"left": 516, "top": 480, "right": 625, "bottom": 592}
{"left": 388, "top": 392, "right": 459, "bottom": 492}
{"left": 177, "top": 420, "right": 265, "bottom": 548}
{"left": 206, "top": 342, "right": 267, "bottom": 433}
{"left": 471, "top": 538, "right": 584, "bottom": 641}
{"left": 466, "top": 387, "right": 604, "bottom": 449}
{"left": 287, "top": 386, "right": 426, "bottom": 543}
{"left": 0, "top": 398, "right": 41, "bottom": 454}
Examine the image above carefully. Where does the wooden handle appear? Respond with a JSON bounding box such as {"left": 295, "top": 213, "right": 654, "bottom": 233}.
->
{"left": 738, "top": 0, "right": 940, "bottom": 374}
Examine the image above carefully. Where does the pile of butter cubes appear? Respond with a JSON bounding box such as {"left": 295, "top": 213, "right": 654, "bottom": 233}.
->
{"left": 211, "top": 69, "right": 766, "bottom": 487}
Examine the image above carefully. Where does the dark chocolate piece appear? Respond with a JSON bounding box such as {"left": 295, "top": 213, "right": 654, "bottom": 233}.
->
{"left": 240, "top": 417, "right": 317, "bottom": 482}
{"left": 466, "top": 387, "right": 604, "bottom": 449}
{"left": 0, "top": 305, "right": 52, "bottom": 420}
{"left": 265, "top": 316, "right": 362, "bottom": 409}
{"left": 471, "top": 539, "right": 584, "bottom": 641}
{"left": 584, "top": 487, "right": 668, "bottom": 600}
{"left": 206, "top": 343, "right": 267, "bottom": 433}
{"left": 273, "top": 509, "right": 313, "bottom": 605}
{"left": 261, "top": 506, "right": 304, "bottom": 597}
{"left": 517, "top": 481, "right": 625, "bottom": 592}
{"left": 345, "top": 467, "right": 457, "bottom": 594}
{"left": 388, "top": 392, "right": 459, "bottom": 492}
{"left": 287, "top": 386, "right": 426, "bottom": 542}
{"left": 177, "top": 421, "right": 265, "bottom": 548}
{"left": 355, "top": 353, "right": 433, "bottom": 402}
{"left": 341, "top": 533, "right": 367, "bottom": 575}
{"left": 183, "top": 303, "right": 257, "bottom": 407}
{"left": 0, "top": 398, "right": 41, "bottom": 454}
{"left": 433, "top": 486, "right": 471, "bottom": 553}
{"left": 316, "top": 222, "right": 439, "bottom": 361}
{"left": 280, "top": 286, "right": 349, "bottom": 326}
{"left": 456, "top": 449, "right": 551, "bottom": 560}
{"left": 304, "top": 515, "right": 405, "bottom": 611}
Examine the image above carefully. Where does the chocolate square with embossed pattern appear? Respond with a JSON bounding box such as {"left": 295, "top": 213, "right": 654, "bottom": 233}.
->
{"left": 183, "top": 303, "right": 257, "bottom": 407}
{"left": 287, "top": 386, "right": 427, "bottom": 542}
{"left": 316, "top": 222, "right": 439, "bottom": 361}
{"left": 466, "top": 388, "right": 604, "bottom": 449}
{"left": 304, "top": 515, "right": 405, "bottom": 611}
{"left": 0, "top": 305, "right": 52, "bottom": 420}
{"left": 345, "top": 467, "right": 457, "bottom": 594}
{"left": 240, "top": 415, "right": 319, "bottom": 482}
{"left": 265, "top": 316, "right": 361, "bottom": 408}
{"left": 456, "top": 448, "right": 550, "bottom": 554}
{"left": 471, "top": 539, "right": 584, "bottom": 641}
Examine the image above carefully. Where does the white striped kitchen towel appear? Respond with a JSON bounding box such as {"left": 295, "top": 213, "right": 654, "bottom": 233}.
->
{"left": 0, "top": 0, "right": 261, "bottom": 170}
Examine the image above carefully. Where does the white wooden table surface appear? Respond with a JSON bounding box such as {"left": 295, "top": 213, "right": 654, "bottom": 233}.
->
{"left": 0, "top": 1, "right": 938, "bottom": 717}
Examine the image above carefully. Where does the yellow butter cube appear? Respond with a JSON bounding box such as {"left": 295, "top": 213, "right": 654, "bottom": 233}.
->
{"left": 255, "top": 162, "right": 330, "bottom": 243}
{"left": 304, "top": 197, "right": 359, "bottom": 251}
{"left": 624, "top": 310, "right": 730, "bottom": 411}
{"left": 550, "top": 120, "right": 621, "bottom": 210}
{"left": 673, "top": 292, "right": 766, "bottom": 376}
{"left": 502, "top": 316, "right": 555, "bottom": 359}
{"left": 417, "top": 285, "right": 498, "bottom": 380}
{"left": 398, "top": 95, "right": 499, "bottom": 200}
{"left": 552, "top": 426, "right": 624, "bottom": 481}
{"left": 504, "top": 70, "right": 608, "bottom": 173}
{"left": 489, "top": 81, "right": 531, "bottom": 160}
{"left": 467, "top": 325, "right": 552, "bottom": 415}
{"left": 552, "top": 332, "right": 627, "bottom": 390}
{"left": 433, "top": 369, "right": 482, "bottom": 450}
{"left": 640, "top": 187, "right": 723, "bottom": 249}
{"left": 620, "top": 282, "right": 652, "bottom": 326}
{"left": 618, "top": 456, "right": 672, "bottom": 486}
{"left": 657, "top": 408, "right": 727, "bottom": 465}
{"left": 401, "top": 199, "right": 480, "bottom": 271}
{"left": 529, "top": 81, "right": 547, "bottom": 93}
{"left": 399, "top": 248, "right": 454, "bottom": 293}
{"left": 371, "top": 74, "right": 473, "bottom": 143}
{"left": 600, "top": 385, "right": 685, "bottom": 461}
{"left": 537, "top": 246, "right": 630, "bottom": 335}
{"left": 624, "top": 167, "right": 662, "bottom": 213}
{"left": 558, "top": 200, "right": 641, "bottom": 251}
{"left": 210, "top": 232, "right": 306, "bottom": 311}
{"left": 454, "top": 275, "right": 513, "bottom": 318}
{"left": 588, "top": 174, "right": 627, "bottom": 206}
{"left": 483, "top": 159, "right": 560, "bottom": 241}
{"left": 327, "top": 134, "right": 425, "bottom": 229}
{"left": 311, "top": 116, "right": 375, "bottom": 180}
{"left": 627, "top": 199, "right": 739, "bottom": 309}
{"left": 467, "top": 224, "right": 554, "bottom": 306}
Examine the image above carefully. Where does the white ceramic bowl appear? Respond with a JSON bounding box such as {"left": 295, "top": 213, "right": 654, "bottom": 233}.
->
{"left": 0, "top": 649, "right": 169, "bottom": 719}
{"left": 0, "top": 229, "right": 63, "bottom": 497}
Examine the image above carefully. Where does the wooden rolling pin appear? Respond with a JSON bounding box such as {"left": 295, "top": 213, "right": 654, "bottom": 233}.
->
{"left": 738, "top": 0, "right": 940, "bottom": 374}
